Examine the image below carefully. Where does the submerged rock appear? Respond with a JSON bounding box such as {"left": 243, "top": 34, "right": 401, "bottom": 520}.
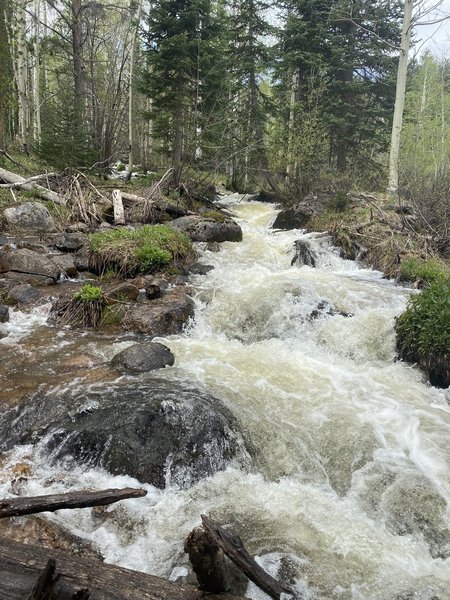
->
{"left": 0, "top": 380, "right": 251, "bottom": 489}
{"left": 0, "top": 305, "right": 9, "bottom": 322}
{"left": 111, "top": 342, "right": 175, "bottom": 373}
{"left": 5, "top": 284, "right": 42, "bottom": 306}
{"left": 169, "top": 216, "right": 243, "bottom": 243}
{"left": 3, "top": 202, "right": 56, "bottom": 233}
{"left": 291, "top": 239, "right": 317, "bottom": 268}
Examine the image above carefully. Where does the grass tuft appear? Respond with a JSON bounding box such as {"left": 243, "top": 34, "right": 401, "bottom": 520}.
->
{"left": 89, "top": 224, "right": 195, "bottom": 277}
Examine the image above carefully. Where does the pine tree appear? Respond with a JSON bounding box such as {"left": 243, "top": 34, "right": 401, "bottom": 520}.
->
{"left": 142, "top": 0, "right": 227, "bottom": 185}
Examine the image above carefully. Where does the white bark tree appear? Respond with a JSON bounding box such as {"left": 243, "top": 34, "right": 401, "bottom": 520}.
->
{"left": 388, "top": 0, "right": 450, "bottom": 197}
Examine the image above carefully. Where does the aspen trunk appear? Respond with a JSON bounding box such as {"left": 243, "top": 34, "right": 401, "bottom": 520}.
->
{"left": 387, "top": 0, "right": 414, "bottom": 197}
{"left": 127, "top": 0, "right": 143, "bottom": 181}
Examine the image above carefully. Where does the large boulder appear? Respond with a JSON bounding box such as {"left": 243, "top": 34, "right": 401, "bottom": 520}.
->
{"left": 111, "top": 342, "right": 175, "bottom": 373}
{"left": 0, "top": 248, "right": 60, "bottom": 285}
{"left": 0, "top": 380, "right": 251, "bottom": 489}
{"left": 272, "top": 202, "right": 317, "bottom": 230}
{"left": 170, "top": 216, "right": 242, "bottom": 243}
{"left": 3, "top": 202, "right": 56, "bottom": 233}
{"left": 123, "top": 287, "right": 194, "bottom": 335}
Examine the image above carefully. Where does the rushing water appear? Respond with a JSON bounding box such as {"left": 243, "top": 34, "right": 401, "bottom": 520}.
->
{"left": 1, "top": 199, "right": 449, "bottom": 599}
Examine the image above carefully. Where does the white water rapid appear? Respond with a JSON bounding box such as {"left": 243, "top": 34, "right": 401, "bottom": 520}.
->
{"left": 1, "top": 199, "right": 449, "bottom": 599}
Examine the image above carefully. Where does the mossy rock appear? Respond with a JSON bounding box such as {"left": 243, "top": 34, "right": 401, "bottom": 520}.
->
{"left": 88, "top": 224, "right": 196, "bottom": 278}
{"left": 396, "top": 278, "right": 450, "bottom": 388}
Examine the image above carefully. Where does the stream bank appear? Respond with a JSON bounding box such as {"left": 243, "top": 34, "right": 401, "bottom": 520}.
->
{"left": 0, "top": 196, "right": 449, "bottom": 599}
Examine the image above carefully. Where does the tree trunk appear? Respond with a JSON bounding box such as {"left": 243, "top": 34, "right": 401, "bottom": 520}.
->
{"left": 33, "top": 0, "right": 42, "bottom": 143}
{"left": 16, "top": 0, "right": 29, "bottom": 143}
{"left": 173, "top": 69, "right": 184, "bottom": 186}
{"left": 71, "top": 0, "right": 85, "bottom": 132}
{"left": 126, "top": 0, "right": 143, "bottom": 181}
{"left": 0, "top": 0, "right": 11, "bottom": 149}
{"left": 387, "top": 0, "right": 413, "bottom": 197}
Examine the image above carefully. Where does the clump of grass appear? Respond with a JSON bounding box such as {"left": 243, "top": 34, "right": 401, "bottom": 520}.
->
{"left": 89, "top": 224, "right": 195, "bottom": 277}
{"left": 73, "top": 283, "right": 104, "bottom": 302}
{"left": 50, "top": 284, "right": 106, "bottom": 328}
{"left": 399, "top": 257, "right": 450, "bottom": 285}
{"left": 396, "top": 277, "right": 450, "bottom": 388}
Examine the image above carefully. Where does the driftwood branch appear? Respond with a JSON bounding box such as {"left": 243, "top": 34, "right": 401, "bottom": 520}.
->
{"left": 0, "top": 537, "right": 242, "bottom": 600}
{"left": 0, "top": 488, "right": 147, "bottom": 519}
{"left": 0, "top": 166, "right": 65, "bottom": 205}
{"left": 0, "top": 148, "right": 33, "bottom": 174}
{"left": 200, "top": 515, "right": 294, "bottom": 600}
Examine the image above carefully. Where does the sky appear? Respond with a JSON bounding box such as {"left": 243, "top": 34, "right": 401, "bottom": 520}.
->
{"left": 415, "top": 0, "right": 450, "bottom": 56}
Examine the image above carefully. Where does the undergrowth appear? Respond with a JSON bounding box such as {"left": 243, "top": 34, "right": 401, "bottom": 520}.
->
{"left": 395, "top": 277, "right": 450, "bottom": 388}
{"left": 89, "top": 224, "right": 195, "bottom": 277}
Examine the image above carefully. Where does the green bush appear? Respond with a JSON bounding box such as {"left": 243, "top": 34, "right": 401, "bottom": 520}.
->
{"left": 396, "top": 278, "right": 450, "bottom": 388}
{"left": 89, "top": 224, "right": 195, "bottom": 277}
{"left": 399, "top": 257, "right": 449, "bottom": 285}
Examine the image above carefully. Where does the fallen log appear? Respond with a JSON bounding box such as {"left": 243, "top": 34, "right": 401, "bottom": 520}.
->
{"left": 200, "top": 515, "right": 294, "bottom": 600}
{"left": 0, "top": 488, "right": 147, "bottom": 519}
{"left": 0, "top": 172, "right": 59, "bottom": 188}
{"left": 0, "top": 166, "right": 65, "bottom": 205}
{"left": 112, "top": 189, "right": 125, "bottom": 225}
{"left": 120, "top": 191, "right": 196, "bottom": 218}
{"left": 0, "top": 537, "right": 242, "bottom": 600}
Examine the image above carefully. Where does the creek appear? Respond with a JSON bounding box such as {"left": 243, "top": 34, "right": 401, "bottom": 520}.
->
{"left": 0, "top": 198, "right": 449, "bottom": 599}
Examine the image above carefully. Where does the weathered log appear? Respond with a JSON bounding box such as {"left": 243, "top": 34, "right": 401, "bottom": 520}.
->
{"left": 201, "top": 515, "right": 293, "bottom": 600}
{"left": 0, "top": 488, "right": 147, "bottom": 519}
{"left": 28, "top": 559, "right": 60, "bottom": 600}
{"left": 111, "top": 189, "right": 125, "bottom": 225}
{"left": 120, "top": 191, "right": 196, "bottom": 217}
{"left": 0, "top": 172, "right": 59, "bottom": 188}
{"left": 0, "top": 537, "right": 243, "bottom": 600}
{"left": 185, "top": 527, "right": 247, "bottom": 596}
{"left": 0, "top": 166, "right": 65, "bottom": 205}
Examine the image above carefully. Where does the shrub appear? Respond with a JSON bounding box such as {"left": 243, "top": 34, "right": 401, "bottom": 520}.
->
{"left": 89, "top": 224, "right": 195, "bottom": 277}
{"left": 396, "top": 278, "right": 450, "bottom": 388}
{"left": 399, "top": 257, "right": 449, "bottom": 285}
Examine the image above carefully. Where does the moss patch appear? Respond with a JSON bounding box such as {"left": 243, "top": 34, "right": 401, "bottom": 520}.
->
{"left": 396, "top": 277, "right": 450, "bottom": 388}
{"left": 89, "top": 224, "right": 195, "bottom": 277}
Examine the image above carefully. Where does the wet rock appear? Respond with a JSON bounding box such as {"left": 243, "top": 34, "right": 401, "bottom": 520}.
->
{"left": 188, "top": 262, "right": 214, "bottom": 275}
{"left": 206, "top": 242, "right": 220, "bottom": 253}
{"left": 49, "top": 232, "right": 87, "bottom": 252}
{"left": 145, "top": 284, "right": 162, "bottom": 300}
{"left": 291, "top": 239, "right": 317, "bottom": 268}
{"left": 0, "top": 305, "right": 9, "bottom": 322}
{"left": 106, "top": 282, "right": 139, "bottom": 302}
{"left": 246, "top": 191, "right": 278, "bottom": 203}
{"left": 0, "top": 380, "right": 251, "bottom": 489}
{"left": 272, "top": 202, "right": 317, "bottom": 230}
{"left": 308, "top": 300, "right": 351, "bottom": 321}
{"left": 123, "top": 287, "right": 194, "bottom": 335}
{"left": 111, "top": 342, "right": 175, "bottom": 373}
{"left": 51, "top": 254, "right": 78, "bottom": 278}
{"left": 67, "top": 222, "right": 90, "bottom": 233}
{"left": 3, "top": 202, "right": 56, "bottom": 233}
{"left": 5, "top": 284, "right": 42, "bottom": 306}
{"left": 170, "top": 216, "right": 243, "bottom": 243}
{"left": 16, "top": 240, "right": 47, "bottom": 253}
{"left": 0, "top": 248, "right": 60, "bottom": 285}
{"left": 74, "top": 249, "right": 90, "bottom": 272}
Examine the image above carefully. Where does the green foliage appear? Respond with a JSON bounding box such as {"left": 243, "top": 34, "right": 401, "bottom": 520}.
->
{"left": 396, "top": 278, "right": 450, "bottom": 387}
{"left": 200, "top": 210, "right": 227, "bottom": 223}
{"left": 400, "top": 257, "right": 450, "bottom": 284}
{"left": 329, "top": 191, "right": 348, "bottom": 212}
{"left": 73, "top": 283, "right": 104, "bottom": 302}
{"left": 89, "top": 224, "right": 195, "bottom": 276}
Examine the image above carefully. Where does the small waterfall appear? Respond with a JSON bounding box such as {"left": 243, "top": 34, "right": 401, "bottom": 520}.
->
{"left": 0, "top": 199, "right": 449, "bottom": 600}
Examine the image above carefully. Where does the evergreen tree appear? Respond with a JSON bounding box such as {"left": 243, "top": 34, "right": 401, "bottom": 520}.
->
{"left": 142, "top": 0, "right": 228, "bottom": 185}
